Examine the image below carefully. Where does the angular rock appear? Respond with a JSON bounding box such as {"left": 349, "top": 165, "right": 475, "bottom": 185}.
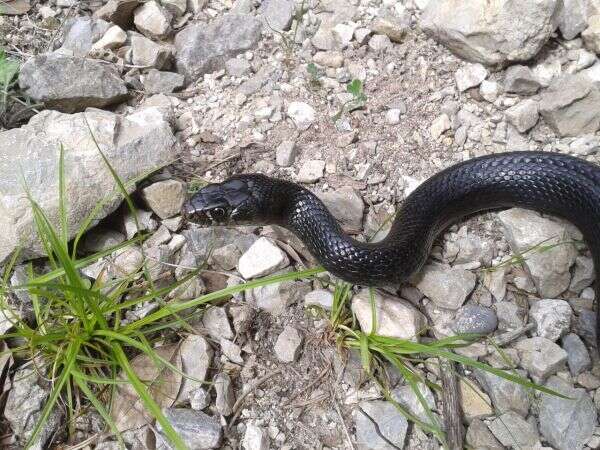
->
{"left": 134, "top": 1, "right": 173, "bottom": 39}
{"left": 421, "top": 0, "right": 561, "bottom": 68}
{"left": 58, "top": 17, "right": 111, "bottom": 56}
{"left": 274, "top": 325, "right": 303, "bottom": 362}
{"left": 466, "top": 419, "right": 503, "bottom": 450}
{"left": 539, "top": 74, "right": 600, "bottom": 137}
{"left": 504, "top": 65, "right": 541, "bottom": 94}
{"left": 497, "top": 208, "right": 577, "bottom": 297}
{"left": 130, "top": 33, "right": 173, "bottom": 69}
{"left": 430, "top": 113, "right": 451, "bottom": 138}
{"left": 190, "top": 387, "right": 210, "bottom": 410}
{"left": 4, "top": 368, "right": 62, "bottom": 450}
{"left": 94, "top": 0, "right": 141, "bottom": 29}
{"left": 488, "top": 411, "right": 540, "bottom": 449}
{"left": 141, "top": 69, "right": 185, "bottom": 94}
{"left": 371, "top": 12, "right": 409, "bottom": 43}
{"left": 311, "top": 0, "right": 357, "bottom": 50}
{"left": 242, "top": 423, "right": 269, "bottom": 450}
{"left": 258, "top": 0, "right": 294, "bottom": 31}
{"left": 558, "top": 0, "right": 589, "bottom": 40}
{"left": 92, "top": 25, "right": 127, "bottom": 50}
{"left": 480, "top": 80, "right": 500, "bottom": 102}
{"left": 515, "top": 337, "right": 567, "bottom": 382}
{"left": 391, "top": 383, "right": 436, "bottom": 423}
{"left": 287, "top": 101, "right": 316, "bottom": 130}
{"left": 202, "top": 306, "right": 233, "bottom": 340}
{"left": 351, "top": 289, "right": 427, "bottom": 341}
{"left": 304, "top": 289, "right": 334, "bottom": 310}
{"left": 583, "top": 15, "right": 600, "bottom": 54}
{"left": 539, "top": 376, "right": 597, "bottom": 450}
{"left": 562, "top": 333, "right": 592, "bottom": 377}
{"left": 316, "top": 187, "right": 364, "bottom": 231}
{"left": 455, "top": 63, "right": 488, "bottom": 92}
{"left": 459, "top": 380, "right": 493, "bottom": 423}
{"left": 156, "top": 408, "right": 222, "bottom": 449}
{"left": 141, "top": 180, "right": 186, "bottom": 219}
{"left": 412, "top": 263, "right": 476, "bottom": 310}
{"left": 214, "top": 372, "right": 235, "bottom": 416}
{"left": 475, "top": 369, "right": 530, "bottom": 416}
{"left": 452, "top": 305, "right": 498, "bottom": 335}
{"left": 354, "top": 400, "right": 408, "bottom": 449}
{"left": 529, "top": 299, "right": 572, "bottom": 341}
{"left": 0, "top": 108, "right": 177, "bottom": 264}
{"left": 504, "top": 99, "right": 539, "bottom": 133}
{"left": 18, "top": 54, "right": 128, "bottom": 113}
{"left": 570, "top": 255, "right": 595, "bottom": 292}
{"left": 177, "top": 334, "right": 213, "bottom": 403}
{"left": 175, "top": 14, "right": 262, "bottom": 84}
{"left": 297, "top": 160, "right": 325, "bottom": 183}
{"left": 275, "top": 140, "right": 296, "bottom": 167}
{"left": 238, "top": 237, "right": 290, "bottom": 279}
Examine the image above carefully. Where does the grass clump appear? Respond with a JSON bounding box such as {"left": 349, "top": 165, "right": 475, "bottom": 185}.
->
{"left": 0, "top": 48, "right": 38, "bottom": 129}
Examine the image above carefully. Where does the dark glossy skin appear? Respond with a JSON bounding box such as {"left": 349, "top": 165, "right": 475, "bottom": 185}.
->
{"left": 183, "top": 151, "right": 600, "bottom": 346}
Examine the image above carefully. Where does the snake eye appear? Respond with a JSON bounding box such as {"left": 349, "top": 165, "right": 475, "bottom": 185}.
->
{"left": 211, "top": 207, "right": 227, "bottom": 221}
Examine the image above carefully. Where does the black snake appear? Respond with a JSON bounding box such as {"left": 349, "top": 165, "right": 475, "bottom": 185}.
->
{"left": 182, "top": 151, "right": 600, "bottom": 346}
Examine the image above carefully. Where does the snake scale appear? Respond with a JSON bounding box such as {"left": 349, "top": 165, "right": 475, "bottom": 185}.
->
{"left": 183, "top": 151, "right": 600, "bottom": 346}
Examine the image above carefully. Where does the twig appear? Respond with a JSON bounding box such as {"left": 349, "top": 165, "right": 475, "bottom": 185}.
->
{"left": 225, "top": 368, "right": 283, "bottom": 432}
{"left": 331, "top": 386, "right": 356, "bottom": 450}
{"left": 438, "top": 359, "right": 463, "bottom": 450}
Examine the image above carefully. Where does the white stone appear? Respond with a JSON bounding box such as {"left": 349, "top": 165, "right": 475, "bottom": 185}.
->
{"left": 287, "top": 101, "right": 316, "bottom": 130}
{"left": 134, "top": 1, "right": 173, "bottom": 39}
{"left": 430, "top": 113, "right": 451, "bottom": 138}
{"left": 455, "top": 63, "right": 488, "bottom": 91}
{"left": 274, "top": 325, "right": 303, "bottom": 362}
{"left": 515, "top": 337, "right": 567, "bottom": 383}
{"left": 238, "top": 237, "right": 290, "bottom": 279}
{"left": 385, "top": 108, "right": 402, "bottom": 124}
{"left": 243, "top": 424, "right": 269, "bottom": 450}
{"left": 91, "top": 25, "right": 127, "bottom": 50}
{"left": 297, "top": 160, "right": 325, "bottom": 183}
{"left": 530, "top": 299, "right": 572, "bottom": 342}
{"left": 332, "top": 21, "right": 358, "bottom": 48}
{"left": 304, "top": 289, "right": 334, "bottom": 311}
{"left": 412, "top": 263, "right": 476, "bottom": 310}
{"left": 351, "top": 289, "right": 427, "bottom": 341}
{"left": 504, "top": 99, "right": 539, "bottom": 133}
{"left": 479, "top": 80, "right": 499, "bottom": 102}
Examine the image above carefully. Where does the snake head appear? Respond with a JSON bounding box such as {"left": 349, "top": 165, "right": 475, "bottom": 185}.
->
{"left": 182, "top": 175, "right": 272, "bottom": 226}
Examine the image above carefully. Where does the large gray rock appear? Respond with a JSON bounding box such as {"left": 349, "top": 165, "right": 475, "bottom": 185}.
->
{"left": 354, "top": 400, "right": 409, "bottom": 449}
{"left": 421, "top": 0, "right": 561, "bottom": 68}
{"left": 0, "top": 107, "right": 178, "bottom": 264}
{"left": 558, "top": 0, "right": 589, "bottom": 40}
{"left": 316, "top": 186, "right": 364, "bottom": 231}
{"left": 475, "top": 369, "right": 530, "bottom": 417}
{"left": 175, "top": 14, "right": 262, "bottom": 84}
{"left": 497, "top": 208, "right": 577, "bottom": 298}
{"left": 514, "top": 337, "right": 567, "bottom": 383}
{"left": 57, "top": 17, "right": 111, "bottom": 56}
{"left": 156, "top": 408, "right": 222, "bottom": 449}
{"left": 18, "top": 54, "right": 128, "bottom": 113}
{"left": 412, "top": 263, "right": 476, "bottom": 309}
{"left": 487, "top": 411, "right": 541, "bottom": 449}
{"left": 539, "top": 74, "right": 600, "bottom": 137}
{"left": 539, "top": 376, "right": 597, "bottom": 450}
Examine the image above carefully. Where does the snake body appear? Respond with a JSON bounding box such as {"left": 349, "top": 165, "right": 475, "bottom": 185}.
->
{"left": 183, "top": 151, "right": 600, "bottom": 344}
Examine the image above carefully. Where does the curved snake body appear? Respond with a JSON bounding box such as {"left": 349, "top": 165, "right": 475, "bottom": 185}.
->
{"left": 183, "top": 151, "right": 600, "bottom": 345}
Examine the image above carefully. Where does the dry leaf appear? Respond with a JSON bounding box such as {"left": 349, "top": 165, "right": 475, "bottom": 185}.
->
{"left": 111, "top": 343, "right": 183, "bottom": 432}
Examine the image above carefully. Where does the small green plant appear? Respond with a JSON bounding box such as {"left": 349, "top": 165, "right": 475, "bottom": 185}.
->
{"left": 265, "top": 0, "right": 309, "bottom": 63}
{"left": 0, "top": 49, "right": 38, "bottom": 128}
{"left": 306, "top": 62, "right": 323, "bottom": 90}
{"left": 333, "top": 79, "right": 368, "bottom": 122}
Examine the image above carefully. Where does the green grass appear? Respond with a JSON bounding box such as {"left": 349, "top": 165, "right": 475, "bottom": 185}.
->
{"left": 333, "top": 79, "right": 368, "bottom": 123}
{"left": 0, "top": 48, "right": 38, "bottom": 128}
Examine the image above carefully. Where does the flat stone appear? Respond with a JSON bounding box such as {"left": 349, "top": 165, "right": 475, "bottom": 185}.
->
{"left": 430, "top": 113, "right": 451, "bottom": 138}
{"left": 391, "top": 383, "right": 436, "bottom": 423}
{"left": 515, "top": 337, "right": 567, "bottom": 383}
{"left": 504, "top": 65, "right": 541, "bottom": 94}
{"left": 237, "top": 237, "right": 290, "bottom": 279}
{"left": 156, "top": 408, "right": 222, "bottom": 449}
{"left": 497, "top": 208, "right": 577, "bottom": 298}
{"left": 274, "top": 325, "right": 303, "bottom": 362}
{"left": 141, "top": 69, "right": 185, "bottom": 94}
{"left": 242, "top": 423, "right": 269, "bottom": 450}
{"left": 562, "top": 333, "right": 591, "bottom": 377}
{"left": 466, "top": 419, "right": 503, "bottom": 450}
{"left": 316, "top": 186, "right": 364, "bottom": 230}
{"left": 354, "top": 400, "right": 408, "bottom": 449}
{"left": 304, "top": 289, "right": 334, "bottom": 311}
{"left": 220, "top": 338, "right": 243, "bottom": 364}
{"left": 371, "top": 13, "right": 409, "bottom": 43}
{"left": 480, "top": 80, "right": 500, "bottom": 102}
{"left": 505, "top": 99, "right": 539, "bottom": 133}
{"left": 412, "top": 263, "right": 476, "bottom": 310}
{"left": 202, "top": 306, "right": 233, "bottom": 340}
{"left": 91, "top": 24, "right": 127, "bottom": 50}
{"left": 475, "top": 369, "right": 530, "bottom": 416}
{"left": 539, "top": 376, "right": 597, "bottom": 450}
{"left": 459, "top": 379, "right": 493, "bottom": 423}
{"left": 275, "top": 140, "right": 296, "bottom": 167}
{"left": 18, "top": 54, "right": 127, "bottom": 113}
{"left": 258, "top": 0, "right": 294, "bottom": 31}
{"left": 247, "top": 276, "right": 311, "bottom": 315}
{"left": 529, "top": 299, "right": 572, "bottom": 342}
{"left": 177, "top": 334, "right": 213, "bottom": 404}
{"left": 558, "top": 0, "right": 589, "bottom": 40}
{"left": 421, "top": 0, "right": 560, "bottom": 68}
{"left": 297, "top": 160, "right": 325, "bottom": 183}
{"left": 488, "top": 411, "right": 540, "bottom": 449}
{"left": 141, "top": 179, "right": 186, "bottom": 219}
{"left": 287, "top": 101, "right": 316, "bottom": 130}
{"left": 539, "top": 74, "right": 600, "bottom": 137}
{"left": 351, "top": 288, "right": 427, "bottom": 341}
{"left": 174, "top": 14, "right": 262, "bottom": 84}
{"left": 57, "top": 17, "right": 111, "bottom": 57}
{"left": 313, "top": 51, "right": 345, "bottom": 68}
{"left": 455, "top": 63, "right": 488, "bottom": 92}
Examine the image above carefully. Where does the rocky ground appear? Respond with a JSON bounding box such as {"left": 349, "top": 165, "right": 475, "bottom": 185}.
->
{"left": 1, "top": 0, "right": 600, "bottom": 449}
